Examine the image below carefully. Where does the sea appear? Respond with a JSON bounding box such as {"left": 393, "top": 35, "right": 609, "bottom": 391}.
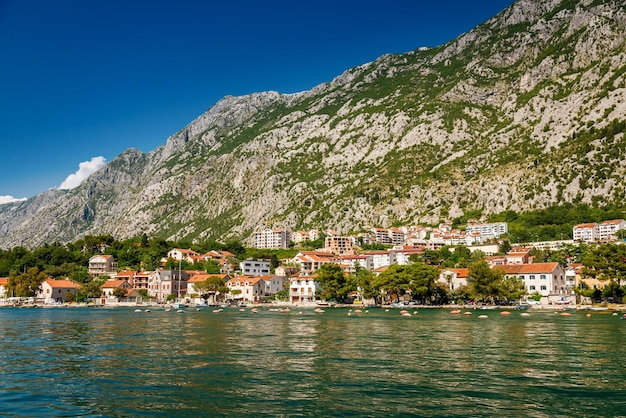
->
{"left": 0, "top": 306, "right": 625, "bottom": 417}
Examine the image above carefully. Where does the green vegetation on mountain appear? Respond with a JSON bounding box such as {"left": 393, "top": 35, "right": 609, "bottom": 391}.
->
{"left": 0, "top": 0, "right": 625, "bottom": 248}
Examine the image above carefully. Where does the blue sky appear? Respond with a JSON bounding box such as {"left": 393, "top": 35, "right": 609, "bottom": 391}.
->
{"left": 0, "top": 0, "right": 514, "bottom": 201}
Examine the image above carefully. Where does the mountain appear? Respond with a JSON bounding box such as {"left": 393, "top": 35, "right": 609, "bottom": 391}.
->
{"left": 1, "top": 0, "right": 625, "bottom": 249}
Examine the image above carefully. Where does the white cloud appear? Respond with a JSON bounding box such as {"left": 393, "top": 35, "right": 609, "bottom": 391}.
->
{"left": 58, "top": 156, "right": 107, "bottom": 190}
{"left": 0, "top": 195, "right": 27, "bottom": 205}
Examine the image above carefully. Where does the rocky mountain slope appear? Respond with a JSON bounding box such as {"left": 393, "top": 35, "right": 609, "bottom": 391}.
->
{"left": 1, "top": 0, "right": 625, "bottom": 248}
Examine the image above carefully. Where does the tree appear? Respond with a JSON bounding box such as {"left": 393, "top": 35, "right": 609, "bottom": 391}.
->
{"left": 194, "top": 276, "right": 225, "bottom": 304}
{"left": 405, "top": 263, "right": 439, "bottom": 304}
{"left": 498, "top": 275, "right": 526, "bottom": 301}
{"left": 467, "top": 260, "right": 503, "bottom": 303}
{"left": 316, "top": 263, "right": 350, "bottom": 301}
{"left": 498, "top": 239, "right": 512, "bottom": 255}
{"left": 112, "top": 287, "right": 128, "bottom": 299}
{"left": 7, "top": 267, "right": 47, "bottom": 297}
{"left": 353, "top": 264, "right": 377, "bottom": 304}
{"left": 371, "top": 264, "right": 412, "bottom": 303}
{"left": 582, "top": 243, "right": 626, "bottom": 301}
{"left": 81, "top": 279, "right": 104, "bottom": 299}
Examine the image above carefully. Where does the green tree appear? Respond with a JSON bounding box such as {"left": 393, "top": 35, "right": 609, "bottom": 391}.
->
{"left": 467, "top": 260, "right": 503, "bottom": 303}
{"left": 406, "top": 263, "right": 439, "bottom": 304}
{"left": 316, "top": 263, "right": 350, "bottom": 301}
{"left": 112, "top": 287, "right": 128, "bottom": 299}
{"left": 82, "top": 278, "right": 105, "bottom": 298}
{"left": 582, "top": 243, "right": 626, "bottom": 300}
{"left": 353, "top": 264, "right": 377, "bottom": 303}
{"left": 371, "top": 264, "right": 412, "bottom": 303}
{"left": 498, "top": 275, "right": 526, "bottom": 301}
{"left": 193, "top": 276, "right": 225, "bottom": 304}
{"left": 7, "top": 267, "right": 47, "bottom": 297}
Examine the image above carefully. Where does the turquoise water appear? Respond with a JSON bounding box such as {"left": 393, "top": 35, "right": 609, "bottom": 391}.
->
{"left": 0, "top": 306, "right": 625, "bottom": 417}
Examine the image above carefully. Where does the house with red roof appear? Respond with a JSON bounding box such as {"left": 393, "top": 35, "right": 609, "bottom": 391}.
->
{"left": 101, "top": 279, "right": 133, "bottom": 299}
{"left": 289, "top": 251, "right": 338, "bottom": 276}
{"left": 36, "top": 278, "right": 81, "bottom": 303}
{"left": 187, "top": 273, "right": 230, "bottom": 304}
{"left": 0, "top": 277, "right": 8, "bottom": 298}
{"left": 499, "top": 262, "right": 567, "bottom": 296}
{"left": 438, "top": 268, "right": 470, "bottom": 291}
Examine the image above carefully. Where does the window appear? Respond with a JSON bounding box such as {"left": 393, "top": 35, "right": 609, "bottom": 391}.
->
{"left": 540, "top": 285, "right": 547, "bottom": 291}
{"left": 529, "top": 285, "right": 536, "bottom": 291}
{"left": 529, "top": 275, "right": 535, "bottom": 280}
{"left": 540, "top": 275, "right": 546, "bottom": 280}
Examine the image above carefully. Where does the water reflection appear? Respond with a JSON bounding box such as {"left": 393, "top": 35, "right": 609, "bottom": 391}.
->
{"left": 1, "top": 307, "right": 626, "bottom": 416}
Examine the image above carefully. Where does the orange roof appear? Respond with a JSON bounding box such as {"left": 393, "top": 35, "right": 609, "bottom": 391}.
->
{"left": 227, "top": 275, "right": 264, "bottom": 286}
{"left": 188, "top": 274, "right": 228, "bottom": 283}
{"left": 0, "top": 277, "right": 8, "bottom": 286}
{"left": 601, "top": 219, "right": 625, "bottom": 225}
{"left": 499, "top": 262, "right": 560, "bottom": 275}
{"left": 44, "top": 278, "right": 81, "bottom": 289}
{"left": 115, "top": 271, "right": 137, "bottom": 277}
{"left": 442, "top": 268, "right": 469, "bottom": 277}
{"left": 574, "top": 223, "right": 598, "bottom": 229}
{"left": 102, "top": 279, "right": 129, "bottom": 288}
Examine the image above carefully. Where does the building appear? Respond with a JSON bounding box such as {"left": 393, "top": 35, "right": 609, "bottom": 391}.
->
{"left": 289, "top": 276, "right": 319, "bottom": 304}
{"left": 187, "top": 273, "right": 229, "bottom": 304}
{"left": 597, "top": 219, "right": 626, "bottom": 241}
{"left": 506, "top": 249, "right": 531, "bottom": 265}
{"left": 101, "top": 279, "right": 133, "bottom": 299}
{"left": 573, "top": 223, "right": 598, "bottom": 242}
{"left": 275, "top": 265, "right": 299, "bottom": 277}
{"left": 363, "top": 251, "right": 397, "bottom": 270}
{"left": 253, "top": 228, "right": 291, "bottom": 249}
{"left": 389, "top": 247, "right": 423, "bottom": 265}
{"left": 437, "top": 268, "right": 469, "bottom": 291}
{"left": 133, "top": 271, "right": 152, "bottom": 291}
{"left": 226, "top": 276, "right": 266, "bottom": 303}
{"left": 290, "top": 251, "right": 337, "bottom": 276}
{"left": 339, "top": 254, "right": 373, "bottom": 273}
{"left": 0, "top": 277, "right": 7, "bottom": 298}
{"left": 147, "top": 269, "right": 190, "bottom": 302}
{"left": 114, "top": 271, "right": 138, "bottom": 287}
{"left": 499, "top": 262, "right": 567, "bottom": 297}
{"left": 88, "top": 255, "right": 118, "bottom": 278}
{"left": 371, "top": 228, "right": 406, "bottom": 245}
{"left": 465, "top": 222, "right": 508, "bottom": 241}
{"left": 36, "top": 278, "right": 81, "bottom": 303}
{"left": 240, "top": 259, "right": 271, "bottom": 276}
{"left": 324, "top": 235, "right": 355, "bottom": 255}
{"left": 166, "top": 248, "right": 199, "bottom": 262}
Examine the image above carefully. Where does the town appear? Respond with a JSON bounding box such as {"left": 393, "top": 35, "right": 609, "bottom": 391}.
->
{"left": 1, "top": 218, "right": 625, "bottom": 309}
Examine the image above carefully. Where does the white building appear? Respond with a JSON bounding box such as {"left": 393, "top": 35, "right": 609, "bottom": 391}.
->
{"left": 240, "top": 259, "right": 271, "bottom": 276}
{"left": 437, "top": 268, "right": 469, "bottom": 291}
{"left": 465, "top": 222, "right": 508, "bottom": 241}
{"left": 253, "top": 228, "right": 291, "bottom": 249}
{"left": 597, "top": 219, "right": 626, "bottom": 241}
{"left": 500, "top": 262, "right": 567, "bottom": 297}
{"left": 363, "top": 251, "right": 397, "bottom": 270}
{"left": 389, "top": 247, "right": 423, "bottom": 265}
{"left": 166, "top": 248, "right": 199, "bottom": 261}
{"left": 339, "top": 255, "right": 373, "bottom": 273}
{"left": 88, "top": 255, "right": 118, "bottom": 278}
{"left": 36, "top": 278, "right": 81, "bottom": 303}
{"left": 289, "top": 276, "right": 319, "bottom": 304}
{"left": 290, "top": 251, "right": 337, "bottom": 276}
{"left": 573, "top": 223, "right": 598, "bottom": 242}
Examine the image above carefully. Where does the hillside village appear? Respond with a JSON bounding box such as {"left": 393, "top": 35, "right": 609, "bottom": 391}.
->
{"left": 0, "top": 218, "right": 624, "bottom": 308}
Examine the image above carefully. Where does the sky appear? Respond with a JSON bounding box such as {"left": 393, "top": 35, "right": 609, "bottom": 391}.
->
{"left": 0, "top": 0, "right": 515, "bottom": 202}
